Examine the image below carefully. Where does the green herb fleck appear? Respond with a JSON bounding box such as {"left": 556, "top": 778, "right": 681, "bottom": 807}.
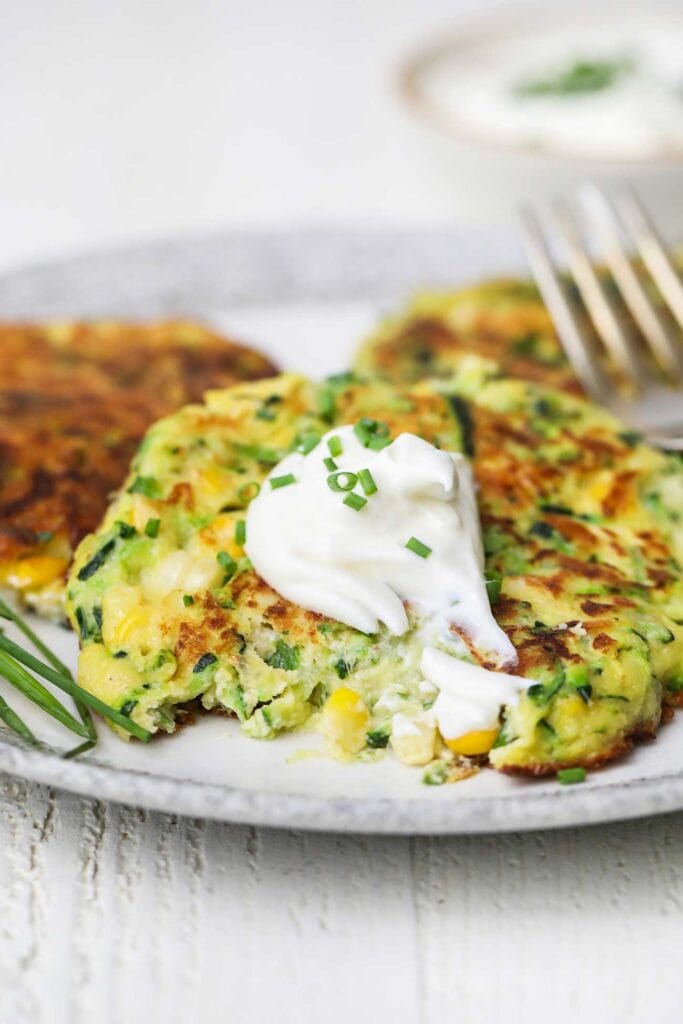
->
{"left": 193, "top": 653, "right": 218, "bottom": 674}
{"left": 144, "top": 518, "right": 161, "bottom": 538}
{"left": 265, "top": 640, "right": 300, "bottom": 671}
{"left": 557, "top": 767, "right": 587, "bottom": 785}
{"left": 405, "top": 536, "right": 432, "bottom": 559}
{"left": 270, "top": 473, "right": 297, "bottom": 490}
{"left": 128, "top": 475, "right": 161, "bottom": 498}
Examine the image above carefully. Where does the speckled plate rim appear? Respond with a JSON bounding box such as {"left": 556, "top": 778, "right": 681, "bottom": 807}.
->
{"left": 1, "top": 226, "right": 682, "bottom": 834}
{"left": 0, "top": 737, "right": 683, "bottom": 833}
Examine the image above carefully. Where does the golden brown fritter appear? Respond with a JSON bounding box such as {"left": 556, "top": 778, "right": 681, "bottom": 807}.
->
{"left": 0, "top": 320, "right": 277, "bottom": 614}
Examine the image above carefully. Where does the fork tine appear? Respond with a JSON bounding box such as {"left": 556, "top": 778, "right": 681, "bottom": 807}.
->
{"left": 614, "top": 186, "right": 683, "bottom": 333}
{"left": 580, "top": 185, "right": 683, "bottom": 381}
{"left": 518, "top": 206, "right": 609, "bottom": 401}
{"left": 549, "top": 199, "right": 644, "bottom": 385}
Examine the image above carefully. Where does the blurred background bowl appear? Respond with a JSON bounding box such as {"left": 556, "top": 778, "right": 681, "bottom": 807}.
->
{"left": 399, "top": 1, "right": 683, "bottom": 236}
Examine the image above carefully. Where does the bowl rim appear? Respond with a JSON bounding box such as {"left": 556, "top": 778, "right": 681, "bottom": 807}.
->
{"left": 398, "top": 1, "right": 683, "bottom": 169}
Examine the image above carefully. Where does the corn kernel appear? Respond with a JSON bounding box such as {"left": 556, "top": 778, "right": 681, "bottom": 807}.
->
{"left": 321, "top": 687, "right": 370, "bottom": 754}
{"left": 4, "top": 556, "right": 69, "bottom": 590}
{"left": 445, "top": 728, "right": 499, "bottom": 756}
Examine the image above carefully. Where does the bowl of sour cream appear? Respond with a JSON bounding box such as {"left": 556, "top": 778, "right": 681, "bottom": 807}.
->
{"left": 400, "top": 2, "right": 683, "bottom": 233}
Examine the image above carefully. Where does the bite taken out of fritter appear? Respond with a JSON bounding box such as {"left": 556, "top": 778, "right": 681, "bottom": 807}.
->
{"left": 0, "top": 320, "right": 277, "bottom": 618}
{"left": 66, "top": 368, "right": 683, "bottom": 778}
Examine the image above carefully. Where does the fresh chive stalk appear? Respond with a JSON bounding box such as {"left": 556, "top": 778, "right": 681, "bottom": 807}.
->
{"left": 63, "top": 739, "right": 96, "bottom": 760}
{"left": 234, "top": 519, "right": 246, "bottom": 545}
{"left": 327, "top": 435, "right": 343, "bottom": 457}
{"left": 0, "top": 646, "right": 90, "bottom": 739}
{"left": 323, "top": 456, "right": 337, "bottom": 472}
{"left": 0, "top": 693, "right": 39, "bottom": 747}
{"left": 0, "top": 635, "right": 150, "bottom": 742}
{"left": 0, "top": 596, "right": 96, "bottom": 739}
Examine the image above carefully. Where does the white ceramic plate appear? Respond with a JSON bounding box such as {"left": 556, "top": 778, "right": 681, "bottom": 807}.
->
{"left": 1, "top": 227, "right": 682, "bottom": 834}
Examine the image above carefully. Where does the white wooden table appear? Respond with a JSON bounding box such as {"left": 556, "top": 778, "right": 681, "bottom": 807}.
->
{"left": 2, "top": 777, "right": 681, "bottom": 1024}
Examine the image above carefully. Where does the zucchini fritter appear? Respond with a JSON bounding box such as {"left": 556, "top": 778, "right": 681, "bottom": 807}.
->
{"left": 0, "top": 321, "right": 277, "bottom": 616}
{"left": 67, "top": 370, "right": 683, "bottom": 776}
{"left": 354, "top": 279, "right": 583, "bottom": 395}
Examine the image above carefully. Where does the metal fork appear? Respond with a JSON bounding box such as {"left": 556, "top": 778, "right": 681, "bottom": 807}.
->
{"left": 519, "top": 185, "right": 683, "bottom": 450}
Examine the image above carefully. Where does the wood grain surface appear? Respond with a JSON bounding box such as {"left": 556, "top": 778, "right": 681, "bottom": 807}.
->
{"left": 0, "top": 779, "right": 680, "bottom": 1024}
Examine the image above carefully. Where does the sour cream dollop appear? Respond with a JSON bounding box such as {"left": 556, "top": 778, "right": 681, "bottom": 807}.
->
{"left": 245, "top": 425, "right": 516, "bottom": 667}
{"left": 422, "top": 647, "right": 529, "bottom": 741}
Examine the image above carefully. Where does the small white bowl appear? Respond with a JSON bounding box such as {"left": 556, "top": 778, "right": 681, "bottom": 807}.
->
{"left": 398, "top": 2, "right": 683, "bottom": 235}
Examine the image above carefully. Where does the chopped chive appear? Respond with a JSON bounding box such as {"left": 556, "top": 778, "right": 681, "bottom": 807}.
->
{"left": 238, "top": 481, "right": 261, "bottom": 503}
{"left": 193, "top": 652, "right": 218, "bottom": 674}
{"left": 358, "top": 468, "right": 377, "bottom": 496}
{"left": 343, "top": 492, "right": 367, "bottom": 511}
{"left": 318, "top": 388, "right": 335, "bottom": 423}
{"left": 405, "top": 536, "right": 432, "bottom": 559}
{"left": 144, "top": 518, "right": 161, "bottom": 538}
{"left": 294, "top": 431, "right": 321, "bottom": 455}
{"left": 557, "top": 767, "right": 587, "bottom": 785}
{"left": 35, "top": 530, "right": 53, "bottom": 544}
{"left": 234, "top": 519, "right": 246, "bottom": 545}
{"left": 270, "top": 473, "right": 296, "bottom": 490}
{"left": 217, "top": 551, "right": 237, "bottom": 579}
{"left": 116, "top": 521, "right": 137, "bottom": 539}
{"left": 256, "top": 407, "right": 276, "bottom": 421}
{"left": 183, "top": 594, "right": 195, "bottom": 607}
{"left": 323, "top": 456, "right": 338, "bottom": 472}
{"left": 0, "top": 634, "right": 150, "bottom": 741}
{"left": 327, "top": 471, "right": 358, "bottom": 493}
{"left": 354, "top": 418, "right": 390, "bottom": 448}
{"left": 128, "top": 475, "right": 161, "bottom": 498}
{"left": 327, "top": 435, "right": 343, "bottom": 457}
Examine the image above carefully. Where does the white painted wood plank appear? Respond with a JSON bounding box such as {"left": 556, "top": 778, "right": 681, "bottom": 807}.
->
{"left": 1, "top": 781, "right": 683, "bottom": 1024}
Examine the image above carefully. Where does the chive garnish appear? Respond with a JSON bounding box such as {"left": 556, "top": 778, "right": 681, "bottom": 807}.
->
{"left": 63, "top": 739, "right": 96, "bottom": 760}
{"left": 323, "top": 457, "right": 338, "bottom": 472}
{"left": 238, "top": 481, "right": 261, "bottom": 503}
{"left": 405, "top": 537, "right": 432, "bottom": 559}
{"left": 183, "top": 594, "right": 195, "bottom": 607}
{"left": 0, "top": 634, "right": 150, "bottom": 741}
{"left": 343, "top": 492, "right": 367, "bottom": 511}
{"left": 0, "top": 595, "right": 95, "bottom": 740}
{"left": 128, "top": 475, "right": 161, "bottom": 498}
{"left": 557, "top": 767, "right": 587, "bottom": 785}
{"left": 353, "top": 418, "right": 390, "bottom": 448}
{"left": 116, "top": 521, "right": 137, "bottom": 539}
{"left": 294, "top": 431, "right": 320, "bottom": 455}
{"left": 144, "top": 518, "right": 161, "bottom": 538}
{"left": 318, "top": 388, "right": 335, "bottom": 422}
{"left": 270, "top": 473, "right": 296, "bottom": 490}
{"left": 327, "top": 435, "right": 343, "bottom": 457}
{"left": 217, "top": 551, "right": 237, "bottom": 579}
{"left": 327, "top": 471, "right": 358, "bottom": 493}
{"left": 357, "top": 468, "right": 377, "bottom": 496}
{"left": 234, "top": 519, "right": 246, "bottom": 545}
{"left": 0, "top": 693, "right": 39, "bottom": 747}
